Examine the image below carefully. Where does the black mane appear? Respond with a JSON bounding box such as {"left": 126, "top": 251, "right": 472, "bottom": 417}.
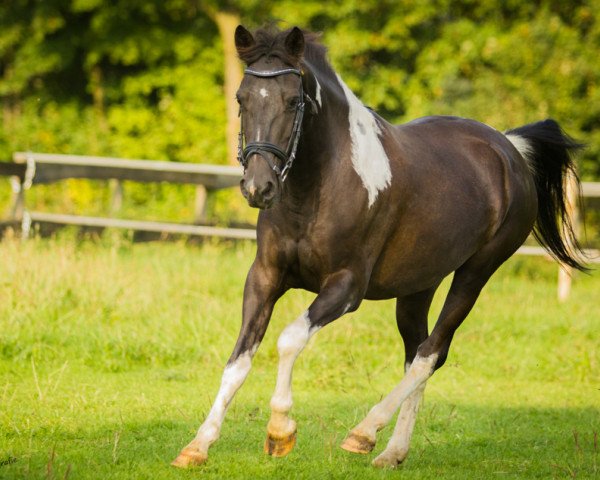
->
{"left": 237, "top": 26, "right": 329, "bottom": 69}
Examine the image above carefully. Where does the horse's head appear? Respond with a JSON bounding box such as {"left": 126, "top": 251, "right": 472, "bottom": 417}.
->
{"left": 235, "top": 25, "right": 306, "bottom": 209}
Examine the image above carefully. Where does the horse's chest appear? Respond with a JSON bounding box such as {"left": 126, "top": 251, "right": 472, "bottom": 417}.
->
{"left": 286, "top": 239, "right": 329, "bottom": 292}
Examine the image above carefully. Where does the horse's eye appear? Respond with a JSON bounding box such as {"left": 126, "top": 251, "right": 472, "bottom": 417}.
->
{"left": 287, "top": 97, "right": 300, "bottom": 110}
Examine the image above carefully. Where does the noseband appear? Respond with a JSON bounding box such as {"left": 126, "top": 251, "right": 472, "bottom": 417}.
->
{"left": 237, "top": 67, "right": 307, "bottom": 182}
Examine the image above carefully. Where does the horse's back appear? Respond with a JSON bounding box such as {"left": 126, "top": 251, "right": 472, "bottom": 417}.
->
{"left": 391, "top": 115, "right": 534, "bottom": 203}
{"left": 395, "top": 115, "right": 513, "bottom": 160}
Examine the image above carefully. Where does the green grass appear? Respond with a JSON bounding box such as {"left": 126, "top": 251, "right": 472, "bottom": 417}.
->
{"left": 0, "top": 236, "right": 598, "bottom": 479}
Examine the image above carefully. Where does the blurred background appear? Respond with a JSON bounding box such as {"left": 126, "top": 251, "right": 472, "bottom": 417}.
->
{"left": 1, "top": 5, "right": 598, "bottom": 477}
{"left": 1, "top": 0, "right": 599, "bottom": 239}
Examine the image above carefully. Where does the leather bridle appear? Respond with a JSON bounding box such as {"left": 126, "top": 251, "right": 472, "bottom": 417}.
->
{"left": 237, "top": 67, "right": 307, "bottom": 182}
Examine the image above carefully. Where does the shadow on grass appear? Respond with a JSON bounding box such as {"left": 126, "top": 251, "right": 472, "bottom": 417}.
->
{"left": 2, "top": 403, "right": 598, "bottom": 479}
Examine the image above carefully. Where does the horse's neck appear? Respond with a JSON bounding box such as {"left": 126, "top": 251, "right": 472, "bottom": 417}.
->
{"left": 320, "top": 67, "right": 395, "bottom": 208}
{"left": 282, "top": 73, "right": 349, "bottom": 213}
{"left": 285, "top": 65, "right": 392, "bottom": 212}
{"left": 280, "top": 131, "right": 325, "bottom": 214}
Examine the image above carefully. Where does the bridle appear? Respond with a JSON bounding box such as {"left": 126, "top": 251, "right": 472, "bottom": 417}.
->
{"left": 237, "top": 67, "right": 307, "bottom": 182}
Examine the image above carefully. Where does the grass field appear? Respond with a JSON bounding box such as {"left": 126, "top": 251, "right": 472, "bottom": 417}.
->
{"left": 0, "top": 236, "right": 598, "bottom": 479}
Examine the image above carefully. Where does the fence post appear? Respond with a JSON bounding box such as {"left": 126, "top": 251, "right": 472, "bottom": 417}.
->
{"left": 557, "top": 171, "right": 579, "bottom": 302}
{"left": 109, "top": 179, "right": 123, "bottom": 215}
{"left": 8, "top": 177, "right": 25, "bottom": 221}
{"left": 194, "top": 185, "right": 208, "bottom": 224}
{"left": 10, "top": 152, "right": 36, "bottom": 239}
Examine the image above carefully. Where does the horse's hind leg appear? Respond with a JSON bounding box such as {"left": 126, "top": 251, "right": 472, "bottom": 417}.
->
{"left": 341, "top": 287, "right": 435, "bottom": 456}
{"left": 372, "top": 287, "right": 438, "bottom": 466}
{"left": 343, "top": 258, "right": 503, "bottom": 468}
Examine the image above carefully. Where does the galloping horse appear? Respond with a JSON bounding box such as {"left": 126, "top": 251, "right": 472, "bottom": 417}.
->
{"left": 173, "top": 25, "right": 586, "bottom": 468}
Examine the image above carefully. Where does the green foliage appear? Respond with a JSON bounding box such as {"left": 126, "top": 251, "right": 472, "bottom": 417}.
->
{"left": 0, "top": 0, "right": 224, "bottom": 162}
{"left": 1, "top": 1, "right": 599, "bottom": 223}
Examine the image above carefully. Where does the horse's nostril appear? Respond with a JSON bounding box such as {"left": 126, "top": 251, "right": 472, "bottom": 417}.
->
{"left": 261, "top": 181, "right": 274, "bottom": 198}
{"left": 239, "top": 179, "right": 248, "bottom": 197}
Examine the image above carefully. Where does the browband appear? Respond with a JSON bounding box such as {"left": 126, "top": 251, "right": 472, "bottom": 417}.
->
{"left": 244, "top": 68, "right": 302, "bottom": 77}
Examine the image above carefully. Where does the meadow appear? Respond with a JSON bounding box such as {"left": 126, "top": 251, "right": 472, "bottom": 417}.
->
{"left": 0, "top": 235, "right": 598, "bottom": 479}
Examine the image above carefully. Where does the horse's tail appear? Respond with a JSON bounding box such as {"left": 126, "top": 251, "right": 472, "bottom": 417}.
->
{"left": 505, "top": 119, "right": 588, "bottom": 272}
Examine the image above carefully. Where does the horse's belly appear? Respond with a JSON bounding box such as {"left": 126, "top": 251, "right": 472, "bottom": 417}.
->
{"left": 365, "top": 222, "right": 488, "bottom": 299}
{"left": 365, "top": 261, "right": 451, "bottom": 299}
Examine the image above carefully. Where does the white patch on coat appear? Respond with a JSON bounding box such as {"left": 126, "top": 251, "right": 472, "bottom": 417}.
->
{"left": 336, "top": 74, "right": 392, "bottom": 207}
{"left": 505, "top": 133, "right": 535, "bottom": 173}
{"left": 259, "top": 88, "right": 269, "bottom": 98}
{"left": 315, "top": 78, "right": 322, "bottom": 107}
{"left": 194, "top": 350, "right": 254, "bottom": 447}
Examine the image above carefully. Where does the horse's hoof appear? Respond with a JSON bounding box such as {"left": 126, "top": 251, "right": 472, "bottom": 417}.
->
{"left": 340, "top": 432, "right": 376, "bottom": 454}
{"left": 264, "top": 430, "right": 297, "bottom": 457}
{"left": 372, "top": 449, "right": 407, "bottom": 469}
{"left": 171, "top": 447, "right": 208, "bottom": 468}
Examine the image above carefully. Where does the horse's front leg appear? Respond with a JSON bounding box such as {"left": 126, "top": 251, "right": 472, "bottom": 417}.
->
{"left": 172, "top": 261, "right": 284, "bottom": 468}
{"left": 265, "top": 269, "right": 363, "bottom": 457}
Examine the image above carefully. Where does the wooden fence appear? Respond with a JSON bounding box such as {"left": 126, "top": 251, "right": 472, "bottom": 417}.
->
{"left": 1, "top": 152, "right": 598, "bottom": 299}
{"left": 1, "top": 152, "right": 255, "bottom": 240}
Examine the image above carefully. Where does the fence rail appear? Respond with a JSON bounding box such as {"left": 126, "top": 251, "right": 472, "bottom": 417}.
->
{"left": 26, "top": 212, "right": 257, "bottom": 240}
{"left": 9, "top": 152, "right": 243, "bottom": 189}
{"left": 1, "top": 151, "right": 599, "bottom": 299}
{"left": 2, "top": 152, "right": 249, "bottom": 240}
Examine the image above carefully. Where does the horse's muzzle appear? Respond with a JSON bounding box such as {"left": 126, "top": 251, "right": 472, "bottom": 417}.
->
{"left": 240, "top": 178, "right": 278, "bottom": 209}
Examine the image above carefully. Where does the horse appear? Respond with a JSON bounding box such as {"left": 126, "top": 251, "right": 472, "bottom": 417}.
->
{"left": 172, "top": 25, "right": 587, "bottom": 469}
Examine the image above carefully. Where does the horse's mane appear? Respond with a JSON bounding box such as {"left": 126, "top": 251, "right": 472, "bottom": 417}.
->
{"left": 237, "top": 26, "right": 329, "bottom": 70}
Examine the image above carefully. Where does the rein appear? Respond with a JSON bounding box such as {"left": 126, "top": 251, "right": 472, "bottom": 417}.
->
{"left": 237, "top": 67, "right": 307, "bottom": 182}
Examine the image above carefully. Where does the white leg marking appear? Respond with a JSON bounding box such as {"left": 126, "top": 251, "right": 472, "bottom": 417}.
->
{"left": 349, "top": 354, "right": 437, "bottom": 441}
{"left": 192, "top": 350, "right": 254, "bottom": 452}
{"left": 259, "top": 88, "right": 269, "bottom": 98}
{"left": 505, "top": 133, "right": 536, "bottom": 174}
{"left": 315, "top": 78, "right": 322, "bottom": 107}
{"left": 372, "top": 381, "right": 426, "bottom": 467}
{"left": 335, "top": 74, "right": 392, "bottom": 207}
{"left": 342, "top": 302, "right": 353, "bottom": 315}
{"left": 268, "top": 311, "right": 319, "bottom": 436}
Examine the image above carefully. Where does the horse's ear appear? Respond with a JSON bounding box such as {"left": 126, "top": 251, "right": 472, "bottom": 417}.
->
{"left": 235, "top": 25, "right": 255, "bottom": 52}
{"left": 285, "top": 27, "right": 305, "bottom": 59}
